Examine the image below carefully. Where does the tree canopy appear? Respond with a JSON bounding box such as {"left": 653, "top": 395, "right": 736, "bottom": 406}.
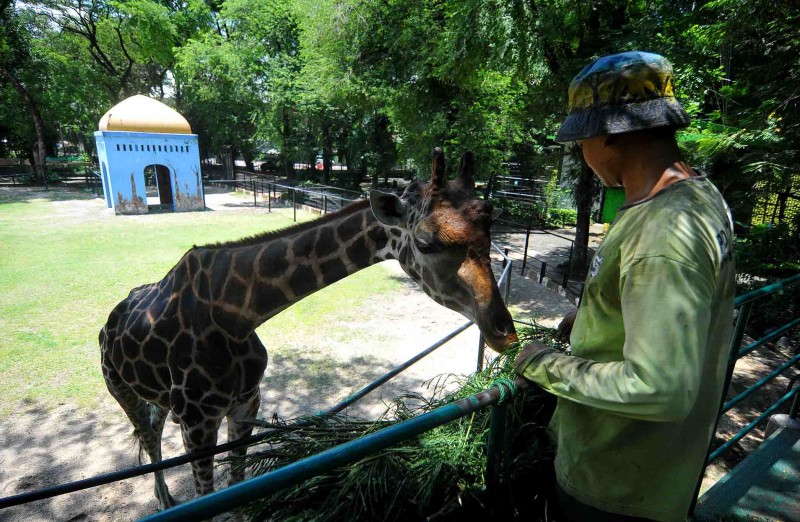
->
{"left": 2, "top": 0, "right": 799, "bottom": 231}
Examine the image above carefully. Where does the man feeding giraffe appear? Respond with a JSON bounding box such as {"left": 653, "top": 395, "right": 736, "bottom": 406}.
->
{"left": 515, "top": 51, "right": 736, "bottom": 522}
{"left": 99, "top": 148, "right": 517, "bottom": 511}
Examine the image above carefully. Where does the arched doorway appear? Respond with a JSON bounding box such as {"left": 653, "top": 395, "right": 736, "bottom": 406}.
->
{"left": 144, "top": 164, "right": 173, "bottom": 210}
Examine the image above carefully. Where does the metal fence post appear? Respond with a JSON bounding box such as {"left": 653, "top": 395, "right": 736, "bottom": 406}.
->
{"left": 323, "top": 194, "right": 328, "bottom": 214}
{"left": 521, "top": 223, "right": 531, "bottom": 276}
{"left": 267, "top": 183, "right": 271, "bottom": 212}
{"left": 485, "top": 400, "right": 509, "bottom": 494}
{"left": 293, "top": 188, "right": 297, "bottom": 222}
{"left": 539, "top": 262, "right": 547, "bottom": 284}
{"left": 563, "top": 243, "right": 574, "bottom": 288}
{"left": 476, "top": 335, "right": 486, "bottom": 372}
{"left": 504, "top": 259, "right": 512, "bottom": 304}
{"left": 252, "top": 180, "right": 257, "bottom": 207}
{"left": 724, "top": 301, "right": 753, "bottom": 399}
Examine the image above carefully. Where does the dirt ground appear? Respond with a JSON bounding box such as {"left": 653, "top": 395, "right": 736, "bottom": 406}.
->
{"left": 0, "top": 188, "right": 575, "bottom": 522}
{"left": 0, "top": 186, "right": 795, "bottom": 521}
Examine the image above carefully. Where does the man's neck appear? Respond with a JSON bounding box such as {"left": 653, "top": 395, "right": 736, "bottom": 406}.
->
{"left": 619, "top": 142, "right": 696, "bottom": 205}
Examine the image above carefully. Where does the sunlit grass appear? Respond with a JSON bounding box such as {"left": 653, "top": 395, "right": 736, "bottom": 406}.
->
{"left": 0, "top": 188, "right": 400, "bottom": 416}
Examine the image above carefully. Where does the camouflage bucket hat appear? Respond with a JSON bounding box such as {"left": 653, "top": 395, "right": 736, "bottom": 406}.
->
{"left": 555, "top": 51, "right": 691, "bottom": 143}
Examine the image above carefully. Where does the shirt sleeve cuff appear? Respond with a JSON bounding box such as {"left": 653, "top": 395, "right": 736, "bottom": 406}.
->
{"left": 517, "top": 347, "right": 563, "bottom": 389}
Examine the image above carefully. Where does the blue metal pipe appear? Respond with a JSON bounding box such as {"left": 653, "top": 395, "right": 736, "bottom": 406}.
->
{"left": 734, "top": 273, "right": 800, "bottom": 307}
{"left": 323, "top": 321, "right": 474, "bottom": 415}
{"left": 485, "top": 397, "right": 509, "bottom": 492}
{"left": 140, "top": 378, "right": 531, "bottom": 522}
{"left": 708, "top": 385, "right": 800, "bottom": 464}
{"left": 722, "top": 351, "right": 800, "bottom": 413}
{"left": 737, "top": 316, "right": 800, "bottom": 358}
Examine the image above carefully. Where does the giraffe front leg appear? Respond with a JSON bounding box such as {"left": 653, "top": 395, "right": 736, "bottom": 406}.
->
{"left": 227, "top": 389, "right": 261, "bottom": 487}
{"left": 178, "top": 413, "right": 222, "bottom": 498}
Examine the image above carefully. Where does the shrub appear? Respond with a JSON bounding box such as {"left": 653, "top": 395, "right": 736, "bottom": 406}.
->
{"left": 736, "top": 221, "right": 800, "bottom": 334}
{"left": 546, "top": 208, "right": 578, "bottom": 228}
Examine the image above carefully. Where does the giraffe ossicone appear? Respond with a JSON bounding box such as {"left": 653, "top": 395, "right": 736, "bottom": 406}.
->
{"left": 100, "top": 147, "right": 517, "bottom": 511}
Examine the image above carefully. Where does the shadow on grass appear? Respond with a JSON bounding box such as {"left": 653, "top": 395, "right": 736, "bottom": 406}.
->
{"left": 0, "top": 186, "right": 99, "bottom": 206}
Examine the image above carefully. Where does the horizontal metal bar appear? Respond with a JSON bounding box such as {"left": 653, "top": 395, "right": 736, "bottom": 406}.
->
{"left": 734, "top": 273, "right": 800, "bottom": 307}
{"left": 0, "top": 430, "right": 267, "bottom": 510}
{"left": 737, "top": 316, "right": 800, "bottom": 358}
{"left": 324, "top": 321, "right": 474, "bottom": 414}
{"left": 708, "top": 385, "right": 800, "bottom": 464}
{"left": 722, "top": 351, "right": 800, "bottom": 413}
{"left": 141, "top": 378, "right": 531, "bottom": 522}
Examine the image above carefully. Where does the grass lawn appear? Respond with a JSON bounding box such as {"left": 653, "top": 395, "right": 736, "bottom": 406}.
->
{"left": 0, "top": 187, "right": 400, "bottom": 417}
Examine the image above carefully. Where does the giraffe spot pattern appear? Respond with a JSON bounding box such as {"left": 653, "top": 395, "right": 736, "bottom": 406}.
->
{"left": 252, "top": 282, "right": 289, "bottom": 315}
{"left": 320, "top": 258, "right": 349, "bottom": 285}
{"left": 260, "top": 241, "right": 288, "bottom": 277}
{"left": 315, "top": 227, "right": 338, "bottom": 258}
{"left": 223, "top": 276, "right": 248, "bottom": 309}
{"left": 288, "top": 264, "right": 317, "bottom": 298}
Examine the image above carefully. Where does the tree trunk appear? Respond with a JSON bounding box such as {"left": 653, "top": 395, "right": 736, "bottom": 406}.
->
{"left": 280, "top": 107, "right": 295, "bottom": 179}
{"left": 243, "top": 150, "right": 255, "bottom": 172}
{"left": 571, "top": 157, "right": 595, "bottom": 279}
{"left": 322, "top": 121, "right": 332, "bottom": 184}
{"left": 1, "top": 67, "right": 48, "bottom": 189}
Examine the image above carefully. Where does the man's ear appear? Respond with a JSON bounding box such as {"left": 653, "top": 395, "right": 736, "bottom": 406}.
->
{"left": 369, "top": 190, "right": 408, "bottom": 226}
{"left": 491, "top": 207, "right": 503, "bottom": 222}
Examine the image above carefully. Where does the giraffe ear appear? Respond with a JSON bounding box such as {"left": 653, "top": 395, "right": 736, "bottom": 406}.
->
{"left": 431, "top": 147, "right": 446, "bottom": 190}
{"left": 370, "top": 190, "right": 408, "bottom": 226}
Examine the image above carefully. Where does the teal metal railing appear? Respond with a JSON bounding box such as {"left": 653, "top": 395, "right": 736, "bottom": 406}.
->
{"left": 706, "top": 273, "right": 800, "bottom": 464}
{"left": 140, "top": 377, "right": 529, "bottom": 522}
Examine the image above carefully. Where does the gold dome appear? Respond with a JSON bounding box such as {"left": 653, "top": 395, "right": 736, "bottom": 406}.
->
{"left": 98, "top": 95, "right": 192, "bottom": 134}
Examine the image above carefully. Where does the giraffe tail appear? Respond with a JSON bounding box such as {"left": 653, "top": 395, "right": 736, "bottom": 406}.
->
{"left": 132, "top": 428, "right": 147, "bottom": 465}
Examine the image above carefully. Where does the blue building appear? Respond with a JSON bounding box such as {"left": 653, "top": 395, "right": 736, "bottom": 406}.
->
{"left": 94, "top": 95, "right": 205, "bottom": 215}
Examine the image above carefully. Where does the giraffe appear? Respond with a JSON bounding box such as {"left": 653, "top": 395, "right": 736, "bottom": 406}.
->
{"left": 99, "top": 148, "right": 518, "bottom": 511}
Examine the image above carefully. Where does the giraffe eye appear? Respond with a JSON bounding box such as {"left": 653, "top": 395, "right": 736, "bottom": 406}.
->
{"left": 415, "top": 238, "right": 442, "bottom": 254}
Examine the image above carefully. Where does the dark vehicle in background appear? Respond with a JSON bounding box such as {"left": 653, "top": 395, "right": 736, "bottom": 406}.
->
{"left": 259, "top": 154, "right": 281, "bottom": 172}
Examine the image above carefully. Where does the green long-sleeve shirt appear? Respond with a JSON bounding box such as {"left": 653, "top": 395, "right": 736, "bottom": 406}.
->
{"left": 517, "top": 177, "right": 735, "bottom": 521}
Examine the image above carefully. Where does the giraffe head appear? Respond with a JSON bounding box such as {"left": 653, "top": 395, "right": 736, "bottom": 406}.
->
{"left": 369, "top": 148, "right": 517, "bottom": 352}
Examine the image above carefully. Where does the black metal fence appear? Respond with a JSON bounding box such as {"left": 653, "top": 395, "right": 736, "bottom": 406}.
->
{"left": 203, "top": 170, "right": 367, "bottom": 220}
{"left": 491, "top": 218, "right": 594, "bottom": 300}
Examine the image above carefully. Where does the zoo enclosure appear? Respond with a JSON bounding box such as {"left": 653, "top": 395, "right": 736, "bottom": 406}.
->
{"left": 0, "top": 244, "right": 517, "bottom": 520}
{"left": 205, "top": 169, "right": 367, "bottom": 217}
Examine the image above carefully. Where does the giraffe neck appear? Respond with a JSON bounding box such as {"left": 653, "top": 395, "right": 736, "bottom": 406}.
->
{"left": 197, "top": 201, "right": 400, "bottom": 339}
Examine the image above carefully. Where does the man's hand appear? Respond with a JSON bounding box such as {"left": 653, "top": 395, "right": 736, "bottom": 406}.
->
{"left": 555, "top": 309, "right": 578, "bottom": 343}
{"left": 514, "top": 340, "right": 551, "bottom": 374}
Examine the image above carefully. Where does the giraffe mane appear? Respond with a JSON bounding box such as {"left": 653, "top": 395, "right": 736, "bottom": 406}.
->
{"left": 199, "top": 198, "right": 372, "bottom": 249}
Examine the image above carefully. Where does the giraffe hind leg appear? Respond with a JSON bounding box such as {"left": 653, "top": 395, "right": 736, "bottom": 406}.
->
{"left": 103, "top": 364, "right": 178, "bottom": 510}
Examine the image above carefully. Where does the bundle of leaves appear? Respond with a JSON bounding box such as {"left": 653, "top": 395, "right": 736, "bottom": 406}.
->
{"left": 232, "top": 324, "right": 565, "bottom": 522}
